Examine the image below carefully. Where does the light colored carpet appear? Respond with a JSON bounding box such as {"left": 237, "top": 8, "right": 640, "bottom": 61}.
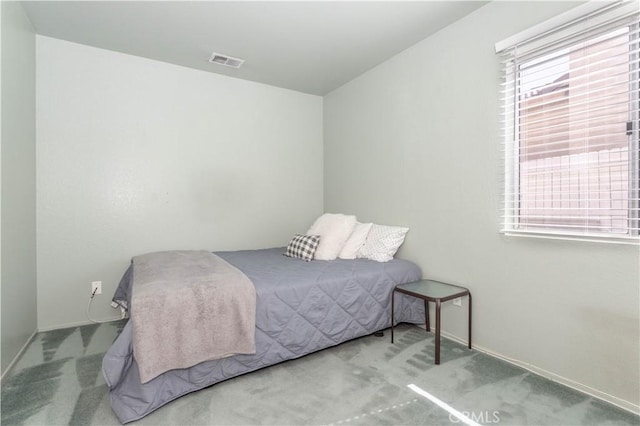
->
{"left": 2, "top": 321, "right": 638, "bottom": 425}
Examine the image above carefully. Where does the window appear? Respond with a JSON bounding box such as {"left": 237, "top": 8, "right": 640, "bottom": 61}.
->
{"left": 498, "top": 2, "right": 640, "bottom": 243}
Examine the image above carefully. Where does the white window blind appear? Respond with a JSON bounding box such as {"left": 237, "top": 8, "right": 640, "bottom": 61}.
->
{"left": 497, "top": 1, "right": 640, "bottom": 244}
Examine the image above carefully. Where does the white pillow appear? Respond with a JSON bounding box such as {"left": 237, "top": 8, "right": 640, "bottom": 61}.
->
{"left": 356, "top": 224, "right": 409, "bottom": 262}
{"left": 338, "top": 222, "right": 373, "bottom": 259}
{"left": 307, "top": 213, "right": 357, "bottom": 260}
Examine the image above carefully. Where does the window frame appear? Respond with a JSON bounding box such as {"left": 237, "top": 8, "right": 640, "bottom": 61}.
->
{"left": 497, "top": 3, "right": 640, "bottom": 245}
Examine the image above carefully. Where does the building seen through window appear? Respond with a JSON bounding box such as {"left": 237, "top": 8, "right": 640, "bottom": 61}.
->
{"left": 517, "top": 27, "right": 635, "bottom": 235}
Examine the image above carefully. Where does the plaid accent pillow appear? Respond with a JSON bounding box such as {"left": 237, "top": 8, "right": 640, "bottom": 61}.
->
{"left": 284, "top": 234, "right": 321, "bottom": 261}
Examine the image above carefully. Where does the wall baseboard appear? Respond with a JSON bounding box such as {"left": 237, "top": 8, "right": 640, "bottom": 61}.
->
{"left": 1, "top": 329, "right": 38, "bottom": 382}
{"left": 439, "top": 329, "right": 640, "bottom": 416}
{"left": 37, "top": 316, "right": 122, "bottom": 332}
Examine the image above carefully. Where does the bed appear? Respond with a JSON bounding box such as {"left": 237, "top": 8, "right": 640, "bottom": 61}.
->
{"left": 102, "top": 247, "right": 425, "bottom": 423}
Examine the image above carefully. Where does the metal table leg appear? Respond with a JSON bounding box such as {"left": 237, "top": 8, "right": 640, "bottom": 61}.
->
{"left": 424, "top": 299, "right": 430, "bottom": 332}
{"left": 435, "top": 299, "right": 441, "bottom": 365}
{"left": 468, "top": 292, "right": 472, "bottom": 349}
{"left": 391, "top": 289, "right": 395, "bottom": 343}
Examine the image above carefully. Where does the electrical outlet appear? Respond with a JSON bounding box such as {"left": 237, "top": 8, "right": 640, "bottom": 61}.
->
{"left": 453, "top": 297, "right": 462, "bottom": 307}
{"left": 91, "top": 281, "right": 102, "bottom": 295}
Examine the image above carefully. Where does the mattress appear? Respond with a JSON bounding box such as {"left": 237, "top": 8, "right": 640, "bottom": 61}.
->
{"left": 102, "top": 247, "right": 424, "bottom": 423}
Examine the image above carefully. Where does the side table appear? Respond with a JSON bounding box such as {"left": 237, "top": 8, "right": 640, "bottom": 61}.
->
{"left": 391, "top": 279, "right": 472, "bottom": 364}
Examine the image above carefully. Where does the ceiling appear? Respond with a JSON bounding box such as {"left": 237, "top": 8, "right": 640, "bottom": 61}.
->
{"left": 22, "top": 1, "right": 487, "bottom": 96}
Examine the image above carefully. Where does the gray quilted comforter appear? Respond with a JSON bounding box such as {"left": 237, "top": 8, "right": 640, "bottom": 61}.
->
{"left": 102, "top": 247, "right": 424, "bottom": 423}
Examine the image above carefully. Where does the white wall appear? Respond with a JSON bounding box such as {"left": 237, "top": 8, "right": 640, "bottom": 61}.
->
{"left": 1, "top": 0, "right": 3, "bottom": 377}
{"left": 37, "top": 36, "right": 323, "bottom": 329}
{"left": 324, "top": 1, "right": 640, "bottom": 412}
{"left": 1, "top": 2, "right": 37, "bottom": 376}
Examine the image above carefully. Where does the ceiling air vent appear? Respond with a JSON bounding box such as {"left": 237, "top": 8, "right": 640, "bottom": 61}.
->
{"left": 208, "top": 52, "right": 245, "bottom": 69}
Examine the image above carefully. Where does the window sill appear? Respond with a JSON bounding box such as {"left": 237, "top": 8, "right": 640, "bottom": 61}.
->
{"left": 499, "top": 229, "right": 640, "bottom": 246}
